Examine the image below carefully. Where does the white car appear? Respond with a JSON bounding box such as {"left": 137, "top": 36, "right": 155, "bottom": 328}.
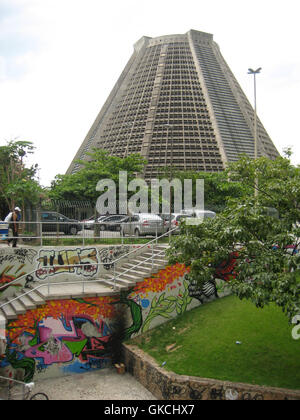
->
{"left": 160, "top": 213, "right": 192, "bottom": 233}
{"left": 122, "top": 213, "right": 164, "bottom": 237}
{"left": 181, "top": 209, "right": 216, "bottom": 226}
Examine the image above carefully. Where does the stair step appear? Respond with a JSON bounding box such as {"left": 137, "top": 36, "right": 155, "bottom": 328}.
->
{"left": 140, "top": 255, "right": 167, "bottom": 264}
{"left": 99, "top": 279, "right": 129, "bottom": 291}
{"left": 130, "top": 258, "right": 162, "bottom": 267}
{"left": 7, "top": 298, "right": 26, "bottom": 315}
{"left": 15, "top": 293, "right": 37, "bottom": 310}
{"left": 154, "top": 245, "right": 170, "bottom": 249}
{"left": 121, "top": 264, "right": 151, "bottom": 274}
{"left": 36, "top": 282, "right": 116, "bottom": 299}
{"left": 0, "top": 310, "right": 7, "bottom": 325}
{"left": 141, "top": 247, "right": 166, "bottom": 255}
{"left": 114, "top": 271, "right": 144, "bottom": 281}
{"left": 103, "top": 274, "right": 136, "bottom": 286}
{"left": 0, "top": 302, "right": 16, "bottom": 320}
{"left": 22, "top": 288, "right": 45, "bottom": 305}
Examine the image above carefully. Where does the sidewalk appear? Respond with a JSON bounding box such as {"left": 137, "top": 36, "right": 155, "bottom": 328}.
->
{"left": 33, "top": 368, "right": 156, "bottom": 400}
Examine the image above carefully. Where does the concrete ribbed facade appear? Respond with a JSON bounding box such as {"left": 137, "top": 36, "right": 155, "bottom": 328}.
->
{"left": 67, "top": 30, "right": 279, "bottom": 179}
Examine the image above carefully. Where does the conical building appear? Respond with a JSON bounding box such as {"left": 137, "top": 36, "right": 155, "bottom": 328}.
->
{"left": 67, "top": 30, "right": 279, "bottom": 179}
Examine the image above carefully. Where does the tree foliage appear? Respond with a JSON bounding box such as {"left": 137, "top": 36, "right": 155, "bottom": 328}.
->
{"left": 49, "top": 149, "right": 147, "bottom": 203}
{"left": 0, "top": 140, "right": 42, "bottom": 217}
{"left": 169, "top": 168, "right": 251, "bottom": 212}
{"left": 167, "top": 155, "right": 300, "bottom": 321}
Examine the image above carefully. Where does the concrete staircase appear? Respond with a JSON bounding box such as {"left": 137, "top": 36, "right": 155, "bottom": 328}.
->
{"left": 99, "top": 244, "right": 169, "bottom": 290}
{"left": 0, "top": 244, "right": 169, "bottom": 323}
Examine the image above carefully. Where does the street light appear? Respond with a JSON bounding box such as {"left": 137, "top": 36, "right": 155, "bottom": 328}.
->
{"left": 248, "top": 67, "right": 261, "bottom": 196}
{"left": 164, "top": 123, "right": 174, "bottom": 241}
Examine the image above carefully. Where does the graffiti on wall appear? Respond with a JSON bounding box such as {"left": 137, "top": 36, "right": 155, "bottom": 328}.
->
{"left": 0, "top": 249, "right": 38, "bottom": 295}
{"left": 127, "top": 264, "right": 192, "bottom": 335}
{"left": 0, "top": 246, "right": 232, "bottom": 381}
{"left": 36, "top": 248, "right": 98, "bottom": 280}
{"left": 0, "top": 265, "right": 27, "bottom": 294}
{"left": 0, "top": 248, "right": 37, "bottom": 266}
{"left": 0, "top": 297, "right": 118, "bottom": 381}
{"left": 98, "top": 246, "right": 130, "bottom": 270}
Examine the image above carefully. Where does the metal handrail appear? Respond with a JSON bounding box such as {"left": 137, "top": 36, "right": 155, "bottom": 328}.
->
{"left": 0, "top": 227, "right": 177, "bottom": 309}
{"left": 0, "top": 220, "right": 170, "bottom": 246}
{"left": 0, "top": 226, "right": 177, "bottom": 292}
{"left": 0, "top": 375, "right": 32, "bottom": 387}
{"left": 110, "top": 226, "right": 176, "bottom": 265}
{"left": 110, "top": 246, "right": 168, "bottom": 289}
{"left": 0, "top": 248, "right": 168, "bottom": 310}
{"left": 0, "top": 375, "right": 34, "bottom": 401}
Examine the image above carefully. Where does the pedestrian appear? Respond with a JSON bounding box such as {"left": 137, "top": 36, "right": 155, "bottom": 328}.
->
{"left": 5, "top": 207, "right": 21, "bottom": 248}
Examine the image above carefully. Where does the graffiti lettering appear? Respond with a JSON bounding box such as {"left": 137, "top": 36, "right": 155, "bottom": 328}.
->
{"left": 98, "top": 246, "right": 130, "bottom": 270}
{"left": 36, "top": 248, "right": 98, "bottom": 279}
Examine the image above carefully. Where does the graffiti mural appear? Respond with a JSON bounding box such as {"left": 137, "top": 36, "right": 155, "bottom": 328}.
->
{"left": 0, "top": 297, "right": 118, "bottom": 381}
{"left": 0, "top": 245, "right": 232, "bottom": 382}
{"left": 36, "top": 248, "right": 98, "bottom": 280}
{"left": 98, "top": 246, "right": 130, "bottom": 270}
{"left": 0, "top": 248, "right": 37, "bottom": 266}
{"left": 126, "top": 264, "right": 193, "bottom": 335}
{"left": 0, "top": 265, "right": 26, "bottom": 294}
{"left": 0, "top": 249, "right": 38, "bottom": 297}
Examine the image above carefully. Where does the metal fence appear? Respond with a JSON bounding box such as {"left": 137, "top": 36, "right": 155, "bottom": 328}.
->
{"left": 0, "top": 220, "right": 174, "bottom": 246}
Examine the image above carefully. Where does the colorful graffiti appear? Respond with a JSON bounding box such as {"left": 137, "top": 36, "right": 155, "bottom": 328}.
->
{"left": 1, "top": 297, "right": 118, "bottom": 381}
{"left": 36, "top": 248, "right": 98, "bottom": 280}
{"left": 141, "top": 278, "right": 193, "bottom": 333}
{"left": 0, "top": 249, "right": 38, "bottom": 296}
{"left": 214, "top": 252, "right": 239, "bottom": 282}
{"left": 0, "top": 247, "right": 232, "bottom": 382}
{"left": 126, "top": 264, "right": 192, "bottom": 335}
{"left": 0, "top": 265, "right": 27, "bottom": 295}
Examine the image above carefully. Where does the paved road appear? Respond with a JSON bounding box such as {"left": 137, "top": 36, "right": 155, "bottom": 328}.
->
{"left": 33, "top": 368, "right": 156, "bottom": 400}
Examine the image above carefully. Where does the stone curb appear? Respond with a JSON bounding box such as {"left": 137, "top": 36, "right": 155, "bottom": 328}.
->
{"left": 122, "top": 344, "right": 300, "bottom": 400}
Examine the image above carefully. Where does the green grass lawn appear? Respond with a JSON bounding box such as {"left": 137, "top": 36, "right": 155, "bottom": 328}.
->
{"left": 130, "top": 295, "right": 300, "bottom": 390}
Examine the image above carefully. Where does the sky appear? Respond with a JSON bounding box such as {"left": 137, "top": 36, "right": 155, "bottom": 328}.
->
{"left": 0, "top": 0, "right": 299, "bottom": 187}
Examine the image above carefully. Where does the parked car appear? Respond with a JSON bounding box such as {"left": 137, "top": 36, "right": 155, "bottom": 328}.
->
{"left": 159, "top": 213, "right": 192, "bottom": 233}
{"left": 180, "top": 209, "right": 216, "bottom": 225}
{"left": 98, "top": 215, "right": 128, "bottom": 231}
{"left": 81, "top": 215, "right": 96, "bottom": 230}
{"left": 80, "top": 215, "right": 108, "bottom": 230}
{"left": 181, "top": 209, "right": 216, "bottom": 219}
{"left": 41, "top": 211, "right": 82, "bottom": 235}
{"left": 122, "top": 213, "right": 164, "bottom": 237}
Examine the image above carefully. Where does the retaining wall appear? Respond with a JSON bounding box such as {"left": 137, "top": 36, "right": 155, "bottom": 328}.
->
{"left": 0, "top": 244, "right": 148, "bottom": 300}
{"left": 122, "top": 344, "right": 300, "bottom": 400}
{"left": 0, "top": 245, "right": 231, "bottom": 381}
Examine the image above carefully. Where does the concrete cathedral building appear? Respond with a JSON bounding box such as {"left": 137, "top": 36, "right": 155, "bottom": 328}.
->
{"left": 67, "top": 30, "right": 279, "bottom": 179}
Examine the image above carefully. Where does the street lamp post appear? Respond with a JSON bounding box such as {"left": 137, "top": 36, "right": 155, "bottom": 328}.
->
{"left": 248, "top": 67, "right": 261, "bottom": 196}
{"left": 164, "top": 123, "right": 174, "bottom": 242}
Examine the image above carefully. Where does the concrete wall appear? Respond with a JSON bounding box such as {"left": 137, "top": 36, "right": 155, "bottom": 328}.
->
{"left": 0, "top": 245, "right": 231, "bottom": 381}
{"left": 0, "top": 245, "right": 148, "bottom": 300}
{"left": 122, "top": 344, "right": 300, "bottom": 400}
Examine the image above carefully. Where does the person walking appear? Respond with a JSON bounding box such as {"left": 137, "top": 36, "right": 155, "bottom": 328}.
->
{"left": 5, "top": 207, "right": 21, "bottom": 248}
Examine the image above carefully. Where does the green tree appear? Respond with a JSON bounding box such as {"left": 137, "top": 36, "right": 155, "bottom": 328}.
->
{"left": 0, "top": 140, "right": 42, "bottom": 217}
{"left": 167, "top": 155, "right": 300, "bottom": 321}
{"left": 49, "top": 149, "right": 147, "bottom": 204}
{"left": 159, "top": 167, "right": 250, "bottom": 213}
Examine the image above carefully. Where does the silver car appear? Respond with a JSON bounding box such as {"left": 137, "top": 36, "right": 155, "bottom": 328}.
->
{"left": 122, "top": 213, "right": 164, "bottom": 237}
